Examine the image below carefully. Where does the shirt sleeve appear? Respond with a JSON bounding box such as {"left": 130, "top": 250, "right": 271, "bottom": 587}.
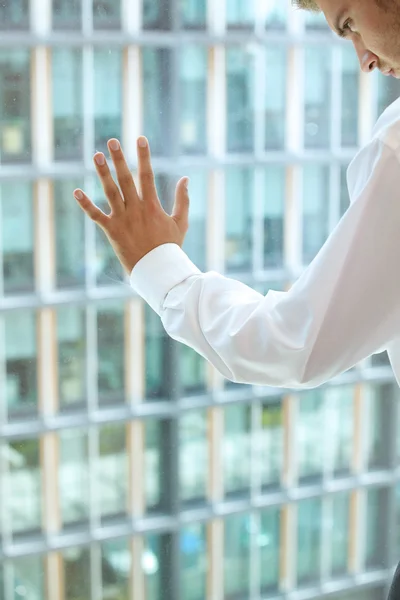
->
{"left": 130, "top": 137, "right": 400, "bottom": 389}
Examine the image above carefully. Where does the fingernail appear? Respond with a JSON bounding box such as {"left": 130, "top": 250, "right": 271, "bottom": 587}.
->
{"left": 74, "top": 190, "right": 83, "bottom": 200}
{"left": 109, "top": 139, "right": 120, "bottom": 151}
{"left": 95, "top": 153, "right": 105, "bottom": 165}
{"left": 138, "top": 137, "right": 147, "bottom": 148}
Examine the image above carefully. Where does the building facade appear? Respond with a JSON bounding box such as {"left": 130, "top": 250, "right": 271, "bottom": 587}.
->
{"left": 0, "top": 0, "right": 400, "bottom": 599}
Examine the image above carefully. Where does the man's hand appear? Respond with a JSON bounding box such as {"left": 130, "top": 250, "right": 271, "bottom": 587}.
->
{"left": 73, "top": 136, "right": 190, "bottom": 274}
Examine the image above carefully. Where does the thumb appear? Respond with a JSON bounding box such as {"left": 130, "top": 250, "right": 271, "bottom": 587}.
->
{"left": 172, "top": 177, "right": 190, "bottom": 231}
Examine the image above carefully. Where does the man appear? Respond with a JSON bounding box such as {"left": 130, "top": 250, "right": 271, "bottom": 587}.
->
{"left": 73, "top": 0, "right": 400, "bottom": 596}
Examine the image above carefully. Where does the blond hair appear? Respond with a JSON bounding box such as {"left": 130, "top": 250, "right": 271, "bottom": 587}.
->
{"left": 292, "top": 0, "right": 320, "bottom": 11}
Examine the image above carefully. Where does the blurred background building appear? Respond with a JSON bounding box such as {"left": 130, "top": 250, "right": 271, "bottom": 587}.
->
{"left": 1, "top": 0, "right": 400, "bottom": 599}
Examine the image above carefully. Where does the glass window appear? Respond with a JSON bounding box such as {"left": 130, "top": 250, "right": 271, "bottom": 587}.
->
{"left": 0, "top": 50, "right": 32, "bottom": 164}
{"left": 59, "top": 429, "right": 89, "bottom": 528}
{"left": 93, "top": 0, "right": 121, "bottom": 29}
{"left": 8, "top": 439, "right": 42, "bottom": 535}
{"left": 367, "top": 384, "right": 387, "bottom": 471}
{"left": 341, "top": 46, "right": 359, "bottom": 147}
{"left": 263, "top": 166, "right": 285, "bottom": 268}
{"left": 226, "top": 48, "right": 255, "bottom": 152}
{"left": 145, "top": 419, "right": 162, "bottom": 512}
{"left": 54, "top": 179, "right": 86, "bottom": 289}
{"left": 395, "top": 483, "right": 400, "bottom": 555}
{"left": 326, "top": 386, "right": 353, "bottom": 476}
{"left": 180, "top": 345, "right": 206, "bottom": 396}
{"left": 265, "top": 47, "right": 287, "bottom": 150}
{"left": 181, "top": 0, "right": 206, "bottom": 29}
{"left": 101, "top": 538, "right": 130, "bottom": 600}
{"left": 57, "top": 306, "right": 86, "bottom": 410}
{"left": 52, "top": 0, "right": 82, "bottom": 29}
{"left": 305, "top": 9, "right": 329, "bottom": 31}
{"left": 180, "top": 524, "right": 207, "bottom": 600}
{"left": 142, "top": 49, "right": 173, "bottom": 156}
{"left": 98, "top": 424, "right": 128, "bottom": 523}
{"left": 1, "top": 182, "right": 35, "bottom": 295}
{"left": 225, "top": 167, "right": 254, "bottom": 273}
{"left": 94, "top": 183, "right": 124, "bottom": 287}
{"left": 298, "top": 390, "right": 324, "bottom": 482}
{"left": 226, "top": 0, "right": 254, "bottom": 29}
{"left": 11, "top": 555, "right": 44, "bottom": 600}
{"left": 265, "top": 0, "right": 287, "bottom": 30}
{"left": 340, "top": 165, "right": 350, "bottom": 217}
{"left": 179, "top": 47, "right": 207, "bottom": 154}
{"left": 330, "top": 493, "right": 350, "bottom": 577}
{"left": 5, "top": 310, "right": 37, "bottom": 419}
{"left": 224, "top": 513, "right": 251, "bottom": 598}
{"left": 297, "top": 498, "right": 322, "bottom": 585}
{"left": 94, "top": 49, "right": 123, "bottom": 154}
{"left": 224, "top": 404, "right": 251, "bottom": 497}
{"left": 145, "top": 305, "right": 168, "bottom": 401}
{"left": 0, "top": 0, "right": 29, "bottom": 29}
{"left": 143, "top": 0, "right": 172, "bottom": 30}
{"left": 179, "top": 411, "right": 208, "bottom": 504}
{"left": 258, "top": 402, "right": 283, "bottom": 490}
{"left": 302, "top": 165, "right": 330, "bottom": 264}
{"left": 181, "top": 169, "right": 207, "bottom": 271}
{"left": 365, "top": 487, "right": 387, "bottom": 569}
{"left": 97, "top": 302, "right": 125, "bottom": 405}
{"left": 63, "top": 546, "right": 91, "bottom": 600}
{"left": 329, "top": 590, "right": 385, "bottom": 600}
{"left": 259, "top": 508, "right": 280, "bottom": 593}
{"left": 52, "top": 49, "right": 83, "bottom": 161}
{"left": 304, "top": 47, "right": 332, "bottom": 149}
{"left": 143, "top": 534, "right": 162, "bottom": 599}
{"left": 376, "top": 71, "right": 400, "bottom": 116}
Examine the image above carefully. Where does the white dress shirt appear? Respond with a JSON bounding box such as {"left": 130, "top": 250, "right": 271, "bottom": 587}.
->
{"left": 130, "top": 97, "right": 400, "bottom": 390}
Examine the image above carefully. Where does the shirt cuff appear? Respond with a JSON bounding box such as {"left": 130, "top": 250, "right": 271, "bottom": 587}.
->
{"left": 129, "top": 243, "right": 202, "bottom": 315}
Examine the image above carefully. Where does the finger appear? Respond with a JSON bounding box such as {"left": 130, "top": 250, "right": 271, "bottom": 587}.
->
{"left": 94, "top": 152, "right": 125, "bottom": 214}
{"left": 137, "top": 136, "right": 159, "bottom": 205}
{"left": 107, "top": 139, "right": 139, "bottom": 207}
{"left": 172, "top": 177, "right": 190, "bottom": 232}
{"left": 73, "top": 189, "right": 109, "bottom": 229}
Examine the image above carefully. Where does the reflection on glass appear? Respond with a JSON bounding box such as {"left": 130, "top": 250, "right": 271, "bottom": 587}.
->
{"left": 143, "top": 0, "right": 172, "bottom": 30}
{"left": 53, "top": 0, "right": 81, "bottom": 30}
{"left": 8, "top": 439, "right": 42, "bottom": 534}
{"left": 11, "top": 556, "right": 44, "bottom": 600}
{"left": 180, "top": 47, "right": 207, "bottom": 154}
{"left": 143, "top": 534, "right": 162, "bottom": 599}
{"left": 99, "top": 424, "right": 128, "bottom": 522}
{"left": 52, "top": 49, "right": 83, "bottom": 161}
{"left": 297, "top": 498, "right": 322, "bottom": 585}
{"left": 263, "top": 166, "right": 285, "bottom": 268}
{"left": 142, "top": 49, "right": 173, "bottom": 156}
{"left": 331, "top": 493, "right": 350, "bottom": 576}
{"left": 341, "top": 46, "right": 359, "bottom": 147}
{"left": 179, "top": 411, "right": 208, "bottom": 503}
{"left": 0, "top": 0, "right": 29, "bottom": 29}
{"left": 304, "top": 47, "right": 331, "bottom": 149}
{"left": 94, "top": 186, "right": 124, "bottom": 287}
{"left": 326, "top": 386, "right": 353, "bottom": 476}
{"left": 181, "top": 170, "right": 207, "bottom": 271}
{"left": 365, "top": 488, "right": 387, "bottom": 569}
{"left": 298, "top": 390, "right": 324, "bottom": 482}
{"left": 226, "top": 48, "right": 255, "bottom": 152}
{"left": 302, "top": 165, "right": 330, "bottom": 263}
{"left": 145, "top": 420, "right": 162, "bottom": 512}
{"left": 94, "top": 49, "right": 122, "bottom": 154}
{"left": 227, "top": 0, "right": 254, "bottom": 29}
{"left": 101, "top": 538, "right": 130, "bottom": 600}
{"left": 259, "top": 402, "right": 283, "bottom": 490}
{"left": 224, "top": 514, "right": 250, "bottom": 598}
{"left": 97, "top": 302, "right": 125, "bottom": 405}
{"left": 181, "top": 0, "right": 206, "bottom": 29}
{"left": 63, "top": 547, "right": 91, "bottom": 600}
{"left": 1, "top": 182, "right": 34, "bottom": 295}
{"left": 180, "top": 524, "right": 207, "bottom": 600}
{"left": 145, "top": 305, "right": 167, "bottom": 401}
{"left": 57, "top": 306, "right": 86, "bottom": 409}
{"left": 0, "top": 50, "right": 32, "bottom": 164}
{"left": 59, "top": 429, "right": 89, "bottom": 527}
{"left": 54, "top": 180, "right": 86, "bottom": 288}
{"left": 93, "top": 0, "right": 121, "bottom": 29}
{"left": 5, "top": 310, "right": 37, "bottom": 418}
{"left": 265, "top": 47, "right": 287, "bottom": 150}
{"left": 225, "top": 168, "right": 254, "bottom": 272}
{"left": 367, "top": 384, "right": 387, "bottom": 470}
{"left": 260, "top": 508, "right": 280, "bottom": 593}
{"left": 224, "top": 404, "right": 251, "bottom": 497}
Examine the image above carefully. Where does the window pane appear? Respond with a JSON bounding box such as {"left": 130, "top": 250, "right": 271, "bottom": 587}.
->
{"left": 5, "top": 310, "right": 37, "bottom": 419}
{"left": 0, "top": 0, "right": 29, "bottom": 29}
{"left": 57, "top": 306, "right": 86, "bottom": 410}
{"left": 143, "top": 0, "right": 172, "bottom": 30}
{"left": 367, "top": 384, "right": 387, "bottom": 471}
{"left": 145, "top": 305, "right": 168, "bottom": 401}
{"left": 97, "top": 302, "right": 125, "bottom": 405}
{"left": 94, "top": 49, "right": 123, "bottom": 153}
{"left": 298, "top": 390, "right": 324, "bottom": 482}
{"left": 340, "top": 165, "right": 350, "bottom": 217}
{"left": 265, "top": 0, "right": 287, "bottom": 30}
{"left": 63, "top": 547, "right": 91, "bottom": 600}
{"left": 226, "top": 48, "right": 255, "bottom": 152}
{"left": 181, "top": 170, "right": 207, "bottom": 271}
{"left": 365, "top": 488, "right": 387, "bottom": 569}
{"left": 8, "top": 439, "right": 42, "bottom": 535}
{"left": 180, "top": 524, "right": 207, "bottom": 600}
{"left": 93, "top": 0, "right": 121, "bottom": 29}
{"left": 376, "top": 71, "right": 400, "bottom": 116}
{"left": 327, "top": 386, "right": 353, "bottom": 476}
{"left": 305, "top": 10, "right": 329, "bottom": 31}
{"left": 341, "top": 46, "right": 359, "bottom": 147}
{"left": 142, "top": 49, "right": 173, "bottom": 155}
{"left": 265, "top": 47, "right": 286, "bottom": 150}
{"left": 304, "top": 47, "right": 331, "bottom": 149}
{"left": 180, "top": 345, "right": 206, "bottom": 396}
{"left": 227, "top": 0, "right": 254, "bottom": 29}
{"left": 1, "top": 182, "right": 35, "bottom": 295}
{"left": 225, "top": 167, "right": 254, "bottom": 273}
{"left": 302, "top": 165, "right": 330, "bottom": 264}
{"left": 224, "top": 514, "right": 250, "bottom": 598}
{"left": 331, "top": 493, "right": 350, "bottom": 577}
{"left": 260, "top": 508, "right": 280, "bottom": 593}
{"left": 52, "top": 49, "right": 83, "bottom": 161}
{"left": 224, "top": 404, "right": 251, "bottom": 497}
{"left": 179, "top": 47, "right": 207, "bottom": 154}
{"left": 263, "top": 166, "right": 285, "bottom": 268}
{"left": 145, "top": 419, "right": 162, "bottom": 512}
{"left": 52, "top": 0, "right": 82, "bottom": 29}
{"left": 54, "top": 180, "right": 86, "bottom": 288}
{"left": 11, "top": 556, "right": 44, "bottom": 599}
{"left": 60, "top": 429, "right": 89, "bottom": 527}
{"left": 99, "top": 424, "right": 128, "bottom": 522}
{"left": 259, "top": 402, "right": 283, "bottom": 490}
{"left": 143, "top": 534, "right": 162, "bottom": 599}
{"left": 297, "top": 498, "right": 322, "bottom": 585}
{"left": 179, "top": 411, "right": 208, "bottom": 504}
{"left": 181, "top": 0, "right": 206, "bottom": 29}
{"left": 94, "top": 187, "right": 124, "bottom": 287}
{"left": 0, "top": 50, "right": 32, "bottom": 164}
{"left": 101, "top": 538, "right": 130, "bottom": 600}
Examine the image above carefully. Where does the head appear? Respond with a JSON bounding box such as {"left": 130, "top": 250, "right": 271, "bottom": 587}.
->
{"left": 293, "top": 0, "right": 400, "bottom": 78}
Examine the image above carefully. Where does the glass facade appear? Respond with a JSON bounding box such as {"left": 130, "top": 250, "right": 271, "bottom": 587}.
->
{"left": 0, "top": 1, "right": 399, "bottom": 599}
